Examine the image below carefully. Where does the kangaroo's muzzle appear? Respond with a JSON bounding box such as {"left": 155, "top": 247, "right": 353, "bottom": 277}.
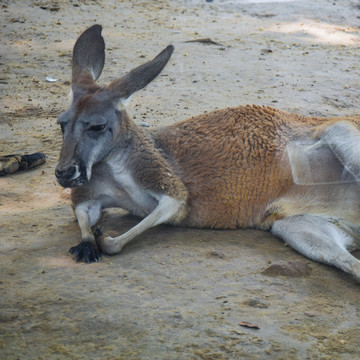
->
{"left": 55, "top": 162, "right": 87, "bottom": 188}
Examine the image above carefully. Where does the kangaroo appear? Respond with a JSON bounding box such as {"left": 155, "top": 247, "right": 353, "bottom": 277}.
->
{"left": 55, "top": 25, "right": 360, "bottom": 281}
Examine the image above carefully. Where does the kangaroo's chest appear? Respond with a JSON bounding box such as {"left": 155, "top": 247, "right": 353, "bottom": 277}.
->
{"left": 104, "top": 158, "right": 158, "bottom": 216}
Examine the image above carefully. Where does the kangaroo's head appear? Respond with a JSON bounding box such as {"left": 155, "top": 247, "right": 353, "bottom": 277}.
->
{"left": 55, "top": 25, "right": 174, "bottom": 188}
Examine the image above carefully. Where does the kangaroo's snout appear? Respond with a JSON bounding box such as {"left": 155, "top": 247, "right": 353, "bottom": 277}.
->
{"left": 55, "top": 163, "right": 77, "bottom": 180}
{"left": 55, "top": 161, "right": 86, "bottom": 188}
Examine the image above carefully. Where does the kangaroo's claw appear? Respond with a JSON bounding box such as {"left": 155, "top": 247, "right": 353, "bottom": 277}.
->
{"left": 69, "top": 241, "right": 101, "bottom": 263}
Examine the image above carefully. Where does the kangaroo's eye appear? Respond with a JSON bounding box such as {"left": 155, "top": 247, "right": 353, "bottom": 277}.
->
{"left": 89, "top": 124, "right": 106, "bottom": 132}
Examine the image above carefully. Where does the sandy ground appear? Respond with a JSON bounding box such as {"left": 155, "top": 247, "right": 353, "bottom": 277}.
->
{"left": 1, "top": 0, "right": 360, "bottom": 359}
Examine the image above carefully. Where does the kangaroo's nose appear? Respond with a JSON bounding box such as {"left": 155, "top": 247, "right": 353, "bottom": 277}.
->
{"left": 55, "top": 164, "right": 78, "bottom": 180}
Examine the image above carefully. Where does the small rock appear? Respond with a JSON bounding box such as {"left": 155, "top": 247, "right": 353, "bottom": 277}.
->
{"left": 243, "top": 297, "right": 268, "bottom": 309}
{"left": 139, "top": 122, "right": 150, "bottom": 127}
{"left": 45, "top": 76, "right": 57, "bottom": 82}
{"left": 38, "top": 1, "right": 60, "bottom": 11}
{"left": 304, "top": 311, "right": 318, "bottom": 317}
{"left": 210, "top": 250, "right": 226, "bottom": 259}
{"left": 261, "top": 48, "right": 273, "bottom": 55}
{"left": 239, "top": 321, "right": 260, "bottom": 329}
{"left": 261, "top": 260, "right": 311, "bottom": 277}
{"left": 232, "top": 329, "right": 245, "bottom": 335}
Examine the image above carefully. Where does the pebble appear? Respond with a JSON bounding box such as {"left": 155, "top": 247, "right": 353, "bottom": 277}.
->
{"left": 139, "top": 122, "right": 150, "bottom": 127}
{"left": 243, "top": 297, "right": 268, "bottom": 308}
{"left": 304, "top": 311, "right": 318, "bottom": 317}
{"left": 210, "top": 250, "right": 226, "bottom": 259}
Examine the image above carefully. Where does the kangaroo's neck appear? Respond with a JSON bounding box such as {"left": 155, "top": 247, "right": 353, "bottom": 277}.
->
{"left": 108, "top": 115, "right": 188, "bottom": 201}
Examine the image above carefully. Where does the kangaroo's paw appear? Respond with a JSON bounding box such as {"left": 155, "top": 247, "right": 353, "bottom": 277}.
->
{"left": 69, "top": 240, "right": 101, "bottom": 263}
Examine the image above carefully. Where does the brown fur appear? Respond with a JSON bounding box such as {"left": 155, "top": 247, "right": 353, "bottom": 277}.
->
{"left": 151, "top": 105, "right": 360, "bottom": 229}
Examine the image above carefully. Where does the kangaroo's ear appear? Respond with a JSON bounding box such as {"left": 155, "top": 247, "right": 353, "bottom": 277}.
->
{"left": 107, "top": 45, "right": 174, "bottom": 103}
{"left": 72, "top": 25, "right": 105, "bottom": 87}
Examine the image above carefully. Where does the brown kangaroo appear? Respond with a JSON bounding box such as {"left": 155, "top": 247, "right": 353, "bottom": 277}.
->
{"left": 56, "top": 25, "right": 360, "bottom": 281}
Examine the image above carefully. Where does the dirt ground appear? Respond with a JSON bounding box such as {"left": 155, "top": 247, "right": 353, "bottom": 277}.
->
{"left": 1, "top": 0, "right": 360, "bottom": 359}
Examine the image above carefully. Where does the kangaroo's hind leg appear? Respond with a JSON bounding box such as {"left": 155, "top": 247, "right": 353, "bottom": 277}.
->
{"left": 271, "top": 214, "right": 360, "bottom": 281}
{"left": 321, "top": 121, "right": 360, "bottom": 180}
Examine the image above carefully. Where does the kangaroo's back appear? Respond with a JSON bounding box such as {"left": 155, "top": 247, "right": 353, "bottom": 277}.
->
{"left": 154, "top": 105, "right": 327, "bottom": 229}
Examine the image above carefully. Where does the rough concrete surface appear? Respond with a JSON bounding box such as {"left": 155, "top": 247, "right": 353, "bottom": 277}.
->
{"left": 1, "top": 0, "right": 360, "bottom": 359}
